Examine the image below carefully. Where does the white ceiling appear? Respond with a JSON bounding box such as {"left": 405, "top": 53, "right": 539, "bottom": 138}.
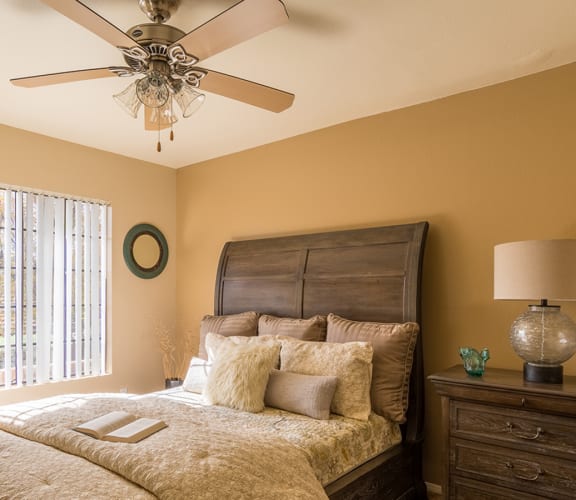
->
{"left": 2, "top": 0, "right": 576, "bottom": 169}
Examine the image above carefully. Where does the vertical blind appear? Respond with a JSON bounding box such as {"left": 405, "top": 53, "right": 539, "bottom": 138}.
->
{"left": 0, "top": 187, "right": 109, "bottom": 388}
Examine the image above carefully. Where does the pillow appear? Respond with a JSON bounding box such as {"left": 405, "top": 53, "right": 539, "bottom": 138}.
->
{"left": 258, "top": 314, "right": 327, "bottom": 341}
{"left": 264, "top": 369, "right": 337, "bottom": 420}
{"left": 198, "top": 311, "right": 259, "bottom": 359}
{"left": 204, "top": 332, "right": 281, "bottom": 367}
{"left": 203, "top": 342, "right": 280, "bottom": 413}
{"left": 279, "top": 339, "right": 373, "bottom": 421}
{"left": 182, "top": 357, "right": 212, "bottom": 394}
{"left": 326, "top": 313, "right": 419, "bottom": 423}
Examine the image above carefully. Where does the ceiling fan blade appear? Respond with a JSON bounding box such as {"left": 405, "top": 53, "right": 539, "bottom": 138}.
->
{"left": 174, "top": 0, "right": 288, "bottom": 61}
{"left": 198, "top": 69, "right": 294, "bottom": 112}
{"left": 40, "top": 0, "right": 137, "bottom": 48}
{"left": 10, "top": 68, "right": 118, "bottom": 88}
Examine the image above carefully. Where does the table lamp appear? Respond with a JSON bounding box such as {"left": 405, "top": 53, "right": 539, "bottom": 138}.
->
{"left": 494, "top": 239, "right": 576, "bottom": 383}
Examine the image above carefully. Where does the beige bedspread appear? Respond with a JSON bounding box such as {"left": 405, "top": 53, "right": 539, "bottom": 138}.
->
{"left": 158, "top": 389, "right": 402, "bottom": 485}
{"left": 0, "top": 394, "right": 328, "bottom": 499}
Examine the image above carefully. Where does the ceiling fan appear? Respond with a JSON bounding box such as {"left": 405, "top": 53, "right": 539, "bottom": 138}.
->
{"left": 11, "top": 0, "right": 295, "bottom": 151}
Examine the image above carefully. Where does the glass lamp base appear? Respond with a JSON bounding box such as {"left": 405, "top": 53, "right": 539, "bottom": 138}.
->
{"left": 523, "top": 363, "right": 563, "bottom": 384}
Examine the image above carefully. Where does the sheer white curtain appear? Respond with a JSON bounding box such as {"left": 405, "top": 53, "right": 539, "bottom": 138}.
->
{"left": 0, "top": 187, "right": 109, "bottom": 388}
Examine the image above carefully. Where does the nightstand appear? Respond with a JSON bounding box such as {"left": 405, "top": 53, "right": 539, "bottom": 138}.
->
{"left": 429, "top": 365, "right": 576, "bottom": 499}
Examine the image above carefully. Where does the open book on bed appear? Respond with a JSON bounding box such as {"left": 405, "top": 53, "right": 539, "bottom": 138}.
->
{"left": 73, "top": 410, "right": 167, "bottom": 443}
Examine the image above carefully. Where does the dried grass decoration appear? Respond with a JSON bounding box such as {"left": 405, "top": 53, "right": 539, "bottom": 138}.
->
{"left": 154, "top": 322, "right": 194, "bottom": 386}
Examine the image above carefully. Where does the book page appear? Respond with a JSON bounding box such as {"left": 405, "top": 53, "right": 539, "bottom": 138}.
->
{"left": 73, "top": 411, "right": 136, "bottom": 439}
{"left": 103, "top": 417, "right": 167, "bottom": 443}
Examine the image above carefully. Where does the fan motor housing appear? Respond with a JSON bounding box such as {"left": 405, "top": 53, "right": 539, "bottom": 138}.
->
{"left": 127, "top": 23, "right": 186, "bottom": 47}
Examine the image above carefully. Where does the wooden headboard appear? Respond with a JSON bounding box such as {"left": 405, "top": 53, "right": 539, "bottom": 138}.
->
{"left": 214, "top": 221, "right": 428, "bottom": 444}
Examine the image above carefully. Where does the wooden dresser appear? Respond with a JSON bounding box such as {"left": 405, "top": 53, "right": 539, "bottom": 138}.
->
{"left": 429, "top": 365, "right": 576, "bottom": 499}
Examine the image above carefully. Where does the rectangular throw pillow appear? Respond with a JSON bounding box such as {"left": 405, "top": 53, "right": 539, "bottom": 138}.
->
{"left": 258, "top": 314, "right": 327, "bottom": 341}
{"left": 198, "top": 311, "right": 259, "bottom": 359}
{"left": 182, "top": 357, "right": 212, "bottom": 394}
{"left": 279, "top": 338, "right": 373, "bottom": 421}
{"left": 203, "top": 342, "right": 280, "bottom": 413}
{"left": 326, "top": 313, "right": 419, "bottom": 423}
{"left": 264, "top": 369, "right": 337, "bottom": 420}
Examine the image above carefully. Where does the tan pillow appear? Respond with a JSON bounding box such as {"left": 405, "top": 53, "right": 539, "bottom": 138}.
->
{"left": 279, "top": 338, "right": 373, "bottom": 421}
{"left": 326, "top": 313, "right": 419, "bottom": 423}
{"left": 264, "top": 369, "right": 337, "bottom": 420}
{"left": 182, "top": 357, "right": 212, "bottom": 394}
{"left": 258, "top": 314, "right": 327, "bottom": 341}
{"left": 203, "top": 342, "right": 280, "bottom": 413}
{"left": 198, "top": 311, "right": 259, "bottom": 359}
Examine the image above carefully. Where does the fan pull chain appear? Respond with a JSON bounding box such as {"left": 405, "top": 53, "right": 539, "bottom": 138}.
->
{"left": 157, "top": 112, "right": 162, "bottom": 152}
{"left": 170, "top": 100, "right": 174, "bottom": 142}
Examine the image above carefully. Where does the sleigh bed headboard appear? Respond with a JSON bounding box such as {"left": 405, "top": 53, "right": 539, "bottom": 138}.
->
{"left": 214, "top": 221, "right": 428, "bottom": 445}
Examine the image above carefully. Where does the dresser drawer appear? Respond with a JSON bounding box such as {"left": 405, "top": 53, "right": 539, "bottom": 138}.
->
{"left": 431, "top": 368, "right": 576, "bottom": 417}
{"left": 451, "top": 438, "right": 576, "bottom": 499}
{"left": 451, "top": 476, "right": 546, "bottom": 500}
{"left": 451, "top": 400, "right": 576, "bottom": 460}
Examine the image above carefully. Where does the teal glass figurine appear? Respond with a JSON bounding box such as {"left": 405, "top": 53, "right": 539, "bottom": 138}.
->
{"left": 459, "top": 347, "right": 490, "bottom": 376}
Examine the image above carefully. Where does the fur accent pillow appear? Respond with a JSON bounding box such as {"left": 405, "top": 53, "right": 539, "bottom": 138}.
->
{"left": 326, "top": 313, "right": 419, "bottom": 423}
{"left": 204, "top": 332, "right": 281, "bottom": 367}
{"left": 258, "top": 314, "right": 327, "bottom": 341}
{"left": 264, "top": 369, "right": 337, "bottom": 420}
{"left": 279, "top": 339, "right": 373, "bottom": 421}
{"left": 198, "top": 312, "right": 259, "bottom": 359}
{"left": 182, "top": 357, "right": 212, "bottom": 394}
{"left": 203, "top": 341, "right": 280, "bottom": 413}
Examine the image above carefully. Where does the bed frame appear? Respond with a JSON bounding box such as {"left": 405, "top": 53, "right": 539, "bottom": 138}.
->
{"left": 214, "top": 221, "right": 429, "bottom": 500}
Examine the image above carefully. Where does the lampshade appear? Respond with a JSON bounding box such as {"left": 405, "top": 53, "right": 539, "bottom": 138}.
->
{"left": 144, "top": 102, "right": 177, "bottom": 131}
{"left": 136, "top": 72, "right": 169, "bottom": 108}
{"left": 494, "top": 239, "right": 576, "bottom": 301}
{"left": 173, "top": 83, "right": 205, "bottom": 117}
{"left": 494, "top": 239, "right": 576, "bottom": 383}
{"left": 113, "top": 81, "right": 142, "bottom": 118}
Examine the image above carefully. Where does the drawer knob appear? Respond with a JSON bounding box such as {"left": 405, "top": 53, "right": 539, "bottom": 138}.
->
{"left": 505, "top": 422, "right": 543, "bottom": 440}
{"left": 505, "top": 460, "right": 544, "bottom": 482}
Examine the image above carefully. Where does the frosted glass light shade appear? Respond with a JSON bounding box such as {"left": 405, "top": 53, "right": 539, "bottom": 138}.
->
{"left": 113, "top": 81, "right": 142, "bottom": 118}
{"left": 144, "top": 100, "right": 178, "bottom": 131}
{"left": 173, "top": 83, "right": 205, "bottom": 117}
{"left": 136, "top": 73, "right": 169, "bottom": 108}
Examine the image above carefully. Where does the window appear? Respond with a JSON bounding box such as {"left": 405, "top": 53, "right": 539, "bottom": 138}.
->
{"left": 0, "top": 186, "right": 109, "bottom": 388}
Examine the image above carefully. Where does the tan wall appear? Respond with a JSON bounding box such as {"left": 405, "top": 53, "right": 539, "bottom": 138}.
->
{"left": 0, "top": 126, "right": 177, "bottom": 404}
{"left": 176, "top": 63, "right": 576, "bottom": 486}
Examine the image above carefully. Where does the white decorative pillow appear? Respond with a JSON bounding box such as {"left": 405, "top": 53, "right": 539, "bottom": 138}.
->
{"left": 182, "top": 357, "right": 212, "bottom": 394}
{"left": 205, "top": 332, "right": 281, "bottom": 365}
{"left": 279, "top": 339, "right": 373, "bottom": 421}
{"left": 203, "top": 341, "right": 280, "bottom": 413}
{"left": 264, "top": 369, "right": 337, "bottom": 420}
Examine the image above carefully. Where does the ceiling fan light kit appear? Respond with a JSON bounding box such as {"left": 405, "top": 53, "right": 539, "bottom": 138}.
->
{"left": 10, "top": 0, "right": 295, "bottom": 152}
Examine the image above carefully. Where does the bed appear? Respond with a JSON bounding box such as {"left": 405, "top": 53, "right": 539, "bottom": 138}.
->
{"left": 0, "top": 221, "right": 428, "bottom": 499}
